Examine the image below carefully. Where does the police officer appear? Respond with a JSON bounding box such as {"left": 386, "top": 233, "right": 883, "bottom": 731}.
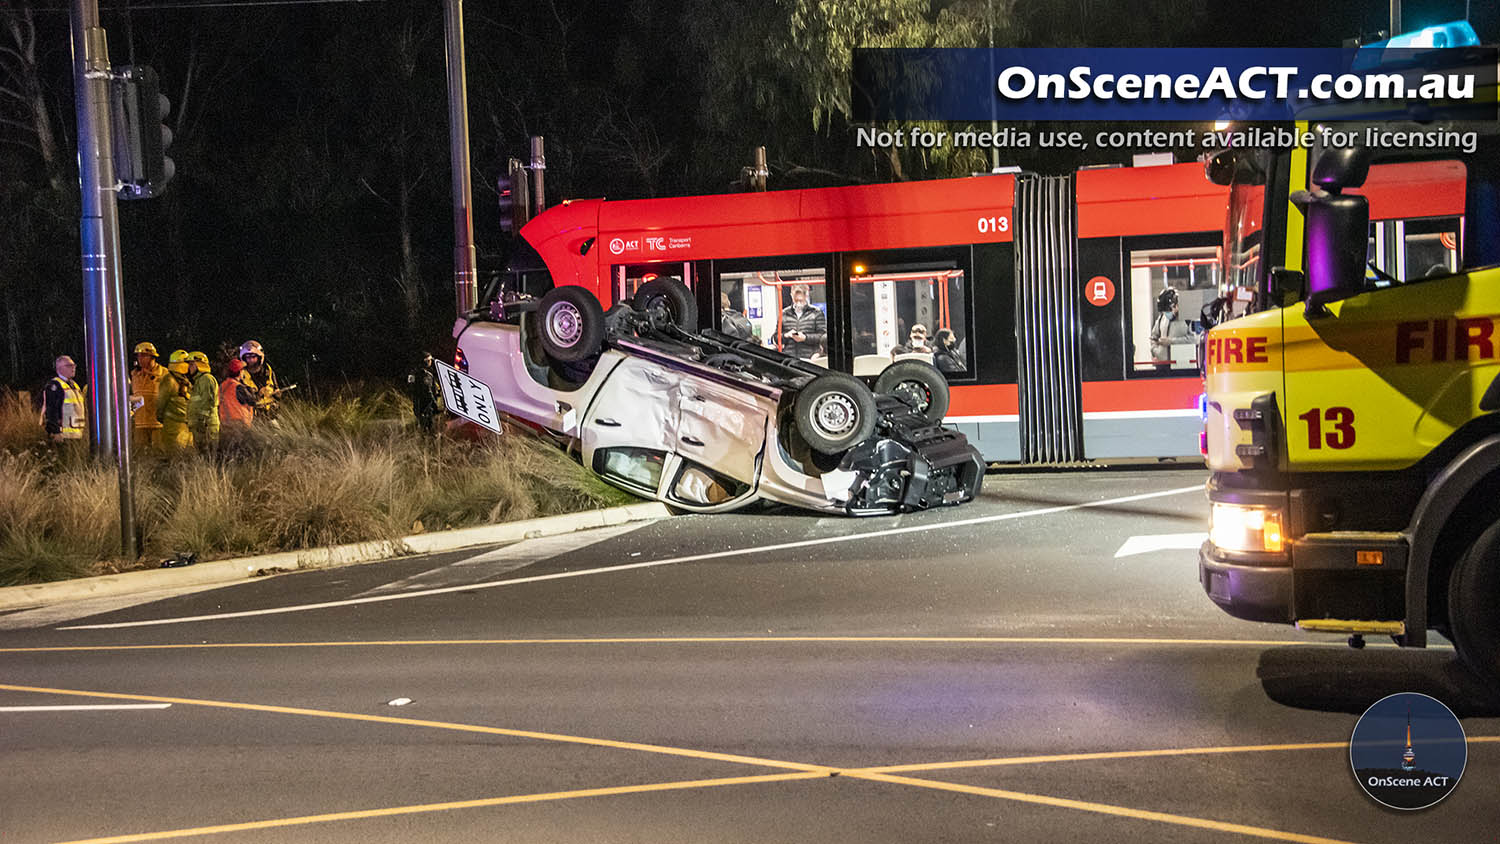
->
{"left": 43, "top": 355, "right": 87, "bottom": 448}
{"left": 406, "top": 352, "right": 442, "bottom": 434}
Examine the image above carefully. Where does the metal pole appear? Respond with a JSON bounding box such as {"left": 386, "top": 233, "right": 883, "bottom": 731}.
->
{"left": 1390, "top": 0, "right": 1401, "bottom": 36}
{"left": 529, "top": 135, "right": 546, "bottom": 217}
{"left": 70, "top": 0, "right": 136, "bottom": 558}
{"left": 442, "top": 0, "right": 477, "bottom": 317}
{"left": 750, "top": 146, "right": 768, "bottom": 191}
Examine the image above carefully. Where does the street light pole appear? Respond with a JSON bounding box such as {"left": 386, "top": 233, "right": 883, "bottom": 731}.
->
{"left": 442, "top": 0, "right": 478, "bottom": 318}
{"left": 70, "top": 0, "right": 137, "bottom": 558}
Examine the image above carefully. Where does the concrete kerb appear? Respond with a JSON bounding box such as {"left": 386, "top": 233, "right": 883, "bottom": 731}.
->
{"left": 0, "top": 502, "right": 671, "bottom": 612}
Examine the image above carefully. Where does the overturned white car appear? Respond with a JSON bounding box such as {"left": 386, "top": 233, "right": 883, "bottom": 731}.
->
{"left": 453, "top": 280, "right": 984, "bottom": 516}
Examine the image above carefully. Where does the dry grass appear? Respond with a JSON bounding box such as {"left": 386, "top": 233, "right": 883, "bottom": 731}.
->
{"left": 0, "top": 388, "right": 635, "bottom": 585}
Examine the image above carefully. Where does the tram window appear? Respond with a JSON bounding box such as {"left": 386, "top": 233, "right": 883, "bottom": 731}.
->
{"left": 614, "top": 263, "right": 694, "bottom": 305}
{"left": 1404, "top": 218, "right": 1462, "bottom": 280}
{"left": 717, "top": 268, "right": 828, "bottom": 362}
{"left": 849, "top": 266, "right": 970, "bottom": 379}
{"left": 1128, "top": 245, "right": 1219, "bottom": 374}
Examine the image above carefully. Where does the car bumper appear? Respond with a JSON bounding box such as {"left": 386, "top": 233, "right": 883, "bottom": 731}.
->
{"left": 1198, "top": 541, "right": 1295, "bottom": 624}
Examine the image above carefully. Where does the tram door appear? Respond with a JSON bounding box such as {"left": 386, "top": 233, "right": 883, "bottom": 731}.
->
{"left": 1013, "top": 174, "right": 1085, "bottom": 463}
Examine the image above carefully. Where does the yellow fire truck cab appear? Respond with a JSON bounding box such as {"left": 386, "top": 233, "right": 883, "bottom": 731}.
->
{"left": 1197, "top": 106, "right": 1500, "bottom": 686}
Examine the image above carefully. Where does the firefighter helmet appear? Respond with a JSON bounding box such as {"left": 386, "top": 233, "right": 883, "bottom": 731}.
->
{"left": 168, "top": 349, "right": 191, "bottom": 374}
{"left": 133, "top": 341, "right": 159, "bottom": 357}
{"left": 238, "top": 340, "right": 264, "bottom": 361}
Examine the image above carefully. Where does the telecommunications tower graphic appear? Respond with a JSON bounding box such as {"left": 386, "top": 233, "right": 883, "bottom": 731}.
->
{"left": 1351, "top": 692, "right": 1466, "bottom": 810}
{"left": 1401, "top": 708, "right": 1416, "bottom": 772}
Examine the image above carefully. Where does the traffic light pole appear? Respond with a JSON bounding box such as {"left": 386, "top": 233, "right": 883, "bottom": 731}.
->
{"left": 442, "top": 0, "right": 478, "bottom": 317}
{"left": 70, "top": 0, "right": 137, "bottom": 558}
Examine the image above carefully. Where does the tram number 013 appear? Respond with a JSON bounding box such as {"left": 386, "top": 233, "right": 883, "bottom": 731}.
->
{"left": 976, "top": 215, "right": 1010, "bottom": 234}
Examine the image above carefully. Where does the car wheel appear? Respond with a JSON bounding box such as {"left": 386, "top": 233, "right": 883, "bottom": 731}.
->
{"left": 794, "top": 372, "right": 877, "bottom": 455}
{"left": 538, "top": 286, "right": 605, "bottom": 362}
{"left": 632, "top": 278, "right": 698, "bottom": 332}
{"left": 874, "top": 360, "right": 950, "bottom": 424}
{"left": 1449, "top": 519, "right": 1500, "bottom": 688}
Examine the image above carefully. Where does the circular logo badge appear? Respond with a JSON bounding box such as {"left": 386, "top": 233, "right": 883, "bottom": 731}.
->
{"left": 1084, "top": 276, "right": 1115, "bottom": 306}
{"left": 1350, "top": 692, "right": 1466, "bottom": 810}
{"left": 608, "top": 237, "right": 626, "bottom": 255}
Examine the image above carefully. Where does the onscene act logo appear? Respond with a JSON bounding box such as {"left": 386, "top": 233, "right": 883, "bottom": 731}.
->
{"left": 1350, "top": 692, "right": 1466, "bottom": 810}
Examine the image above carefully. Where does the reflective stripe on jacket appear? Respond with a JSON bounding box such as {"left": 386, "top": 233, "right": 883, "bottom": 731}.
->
{"left": 45, "top": 376, "right": 87, "bottom": 439}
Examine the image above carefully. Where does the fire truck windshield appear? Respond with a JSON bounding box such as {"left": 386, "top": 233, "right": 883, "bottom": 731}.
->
{"left": 1221, "top": 153, "right": 1271, "bottom": 319}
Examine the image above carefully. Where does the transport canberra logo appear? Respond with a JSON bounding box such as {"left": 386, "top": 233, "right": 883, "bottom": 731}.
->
{"left": 1350, "top": 693, "right": 1466, "bottom": 810}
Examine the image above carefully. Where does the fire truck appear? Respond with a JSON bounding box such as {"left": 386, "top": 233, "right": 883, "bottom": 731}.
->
{"left": 1196, "top": 35, "right": 1500, "bottom": 685}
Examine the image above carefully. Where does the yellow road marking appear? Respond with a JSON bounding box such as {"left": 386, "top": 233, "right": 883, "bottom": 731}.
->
{"left": 0, "top": 683, "right": 831, "bottom": 774}
{"left": 0, "top": 635, "right": 1390, "bottom": 654}
{"left": 851, "top": 741, "right": 1350, "bottom": 773}
{"left": 842, "top": 771, "right": 1365, "bottom": 844}
{"left": 55, "top": 772, "right": 829, "bottom": 844}
{"left": 11, "top": 682, "right": 1492, "bottom": 844}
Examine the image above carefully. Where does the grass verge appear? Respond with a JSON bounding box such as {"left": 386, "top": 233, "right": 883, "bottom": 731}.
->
{"left": 0, "top": 388, "right": 634, "bottom": 585}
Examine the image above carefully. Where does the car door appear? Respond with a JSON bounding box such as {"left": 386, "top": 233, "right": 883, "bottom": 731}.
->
{"left": 581, "top": 357, "right": 681, "bottom": 497}
{"left": 673, "top": 375, "right": 768, "bottom": 486}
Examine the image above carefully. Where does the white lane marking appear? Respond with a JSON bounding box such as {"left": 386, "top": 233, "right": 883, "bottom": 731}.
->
{"left": 361, "top": 524, "right": 646, "bottom": 596}
{"left": 62, "top": 485, "right": 1202, "bottom": 630}
{"left": 1114, "top": 532, "right": 1210, "bottom": 558}
{"left": 0, "top": 704, "right": 172, "bottom": 712}
{"left": 0, "top": 583, "right": 252, "bottom": 631}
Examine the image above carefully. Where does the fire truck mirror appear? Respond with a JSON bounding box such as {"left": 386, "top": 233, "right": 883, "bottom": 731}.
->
{"left": 1309, "top": 144, "right": 1372, "bottom": 193}
{"left": 1303, "top": 193, "right": 1370, "bottom": 318}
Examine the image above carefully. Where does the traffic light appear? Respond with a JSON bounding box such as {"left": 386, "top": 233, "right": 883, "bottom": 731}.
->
{"left": 110, "top": 65, "right": 175, "bottom": 200}
{"left": 497, "top": 158, "right": 530, "bottom": 234}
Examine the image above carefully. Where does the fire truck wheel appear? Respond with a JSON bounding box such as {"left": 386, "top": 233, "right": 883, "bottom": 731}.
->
{"left": 538, "top": 286, "right": 605, "bottom": 362}
{"left": 794, "top": 372, "right": 877, "bottom": 455}
{"left": 875, "top": 361, "right": 950, "bottom": 424}
{"left": 1449, "top": 519, "right": 1500, "bottom": 688}
{"left": 632, "top": 278, "right": 698, "bottom": 332}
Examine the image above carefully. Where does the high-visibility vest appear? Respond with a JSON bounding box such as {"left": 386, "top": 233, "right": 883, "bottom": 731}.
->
{"left": 52, "top": 376, "right": 86, "bottom": 440}
{"left": 219, "top": 373, "right": 253, "bottom": 426}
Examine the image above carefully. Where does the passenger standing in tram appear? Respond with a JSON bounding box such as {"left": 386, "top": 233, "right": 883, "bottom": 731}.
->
{"left": 1150, "top": 287, "right": 1191, "bottom": 371}
{"left": 780, "top": 284, "right": 825, "bottom": 360}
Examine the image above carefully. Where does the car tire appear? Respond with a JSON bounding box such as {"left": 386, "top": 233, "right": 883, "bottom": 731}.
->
{"left": 1449, "top": 520, "right": 1500, "bottom": 688}
{"left": 632, "top": 278, "right": 698, "bottom": 332}
{"left": 794, "top": 372, "right": 877, "bottom": 455}
{"left": 874, "top": 360, "right": 950, "bottom": 424}
{"left": 538, "top": 286, "right": 605, "bottom": 362}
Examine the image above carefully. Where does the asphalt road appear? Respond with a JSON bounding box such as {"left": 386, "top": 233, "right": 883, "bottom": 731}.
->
{"left": 2, "top": 468, "right": 1497, "bottom": 844}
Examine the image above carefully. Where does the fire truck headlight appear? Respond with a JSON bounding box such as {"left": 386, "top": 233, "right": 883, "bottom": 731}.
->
{"left": 1210, "top": 503, "right": 1285, "bottom": 554}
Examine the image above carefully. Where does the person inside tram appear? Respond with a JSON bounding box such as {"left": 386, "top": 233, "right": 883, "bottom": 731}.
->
{"left": 891, "top": 324, "right": 933, "bottom": 358}
{"left": 932, "top": 328, "right": 964, "bottom": 373}
{"left": 1150, "top": 287, "right": 1192, "bottom": 371}
{"left": 780, "top": 284, "right": 826, "bottom": 360}
{"left": 719, "top": 292, "right": 754, "bottom": 340}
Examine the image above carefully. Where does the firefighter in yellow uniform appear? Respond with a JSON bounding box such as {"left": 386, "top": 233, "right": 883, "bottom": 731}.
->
{"left": 187, "top": 351, "right": 220, "bottom": 450}
{"left": 43, "top": 355, "right": 87, "bottom": 451}
{"left": 128, "top": 341, "right": 168, "bottom": 452}
{"left": 156, "top": 349, "right": 195, "bottom": 455}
